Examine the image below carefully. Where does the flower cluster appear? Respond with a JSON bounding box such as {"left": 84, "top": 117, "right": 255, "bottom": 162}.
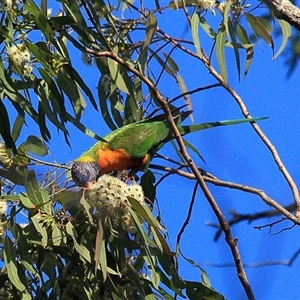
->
{"left": 0, "top": 0, "right": 21, "bottom": 13}
{"left": 0, "top": 0, "right": 13, "bottom": 12}
{"left": 0, "top": 142, "right": 12, "bottom": 168}
{"left": 0, "top": 201, "right": 7, "bottom": 238}
{"left": 7, "top": 44, "right": 32, "bottom": 76}
{"left": 195, "top": 0, "right": 216, "bottom": 11}
{"left": 85, "top": 175, "right": 145, "bottom": 234}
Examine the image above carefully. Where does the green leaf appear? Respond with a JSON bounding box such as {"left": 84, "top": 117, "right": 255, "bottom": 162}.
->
{"left": 66, "top": 113, "right": 104, "bottom": 141}
{"left": 222, "top": 1, "right": 231, "bottom": 37}
{"left": 56, "top": 68, "right": 86, "bottom": 118}
{"left": 24, "top": 0, "right": 53, "bottom": 41}
{"left": 140, "top": 171, "right": 156, "bottom": 203}
{"left": 37, "top": 81, "right": 69, "bottom": 134}
{"left": 225, "top": 15, "right": 241, "bottom": 80}
{"left": 191, "top": 13, "right": 202, "bottom": 59}
{"left": 40, "top": 252, "right": 59, "bottom": 286}
{"left": 21, "top": 135, "right": 49, "bottom": 157}
{"left": 31, "top": 214, "right": 48, "bottom": 247}
{"left": 3, "top": 236, "right": 31, "bottom": 298}
{"left": 22, "top": 169, "right": 44, "bottom": 206}
{"left": 98, "top": 77, "right": 118, "bottom": 131}
{"left": 63, "top": 64, "right": 98, "bottom": 111}
{"left": 183, "top": 138, "right": 205, "bottom": 163}
{"left": 0, "top": 100, "right": 16, "bottom": 152}
{"left": 163, "top": 52, "right": 180, "bottom": 73}
{"left": 95, "top": 224, "right": 107, "bottom": 281}
{"left": 0, "top": 60, "right": 38, "bottom": 124}
{"left": 19, "top": 193, "right": 36, "bottom": 209}
{"left": 128, "top": 198, "right": 166, "bottom": 233}
{"left": 216, "top": 24, "right": 227, "bottom": 82}
{"left": 185, "top": 281, "right": 225, "bottom": 300}
{"left": 38, "top": 67, "right": 68, "bottom": 122}
{"left": 274, "top": 19, "right": 291, "bottom": 59}
{"left": 143, "top": 14, "right": 157, "bottom": 49}
{"left": 25, "top": 42, "right": 54, "bottom": 74}
{"left": 57, "top": 190, "right": 81, "bottom": 209}
{"left": 125, "top": 94, "right": 142, "bottom": 123}
{"left": 52, "top": 225, "right": 66, "bottom": 246}
{"left": 40, "top": 0, "right": 48, "bottom": 16}
{"left": 199, "top": 16, "right": 216, "bottom": 38}
{"left": 11, "top": 113, "right": 25, "bottom": 143}
{"left": 66, "top": 221, "right": 91, "bottom": 263}
{"left": 148, "top": 49, "right": 176, "bottom": 78}
{"left": 37, "top": 103, "right": 52, "bottom": 142}
{"left": 246, "top": 14, "right": 274, "bottom": 51}
{"left": 62, "top": 0, "right": 88, "bottom": 28}
{"left": 236, "top": 24, "right": 254, "bottom": 78}
{"left": 176, "top": 74, "right": 193, "bottom": 120}
{"left": 107, "top": 57, "right": 130, "bottom": 95}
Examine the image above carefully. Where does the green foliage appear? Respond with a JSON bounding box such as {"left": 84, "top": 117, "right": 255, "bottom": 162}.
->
{"left": 0, "top": 0, "right": 294, "bottom": 299}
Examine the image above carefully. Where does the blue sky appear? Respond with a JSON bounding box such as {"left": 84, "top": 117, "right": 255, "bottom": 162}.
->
{"left": 11, "top": 1, "right": 300, "bottom": 299}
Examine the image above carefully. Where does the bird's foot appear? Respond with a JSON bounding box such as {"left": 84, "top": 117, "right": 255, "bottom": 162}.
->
{"left": 127, "top": 170, "right": 139, "bottom": 182}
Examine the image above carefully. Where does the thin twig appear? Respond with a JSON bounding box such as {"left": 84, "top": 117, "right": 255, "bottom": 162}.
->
{"left": 169, "top": 83, "right": 222, "bottom": 104}
{"left": 175, "top": 182, "right": 199, "bottom": 272}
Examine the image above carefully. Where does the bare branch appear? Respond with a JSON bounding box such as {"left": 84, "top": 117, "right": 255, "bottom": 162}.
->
{"left": 150, "top": 163, "right": 300, "bottom": 225}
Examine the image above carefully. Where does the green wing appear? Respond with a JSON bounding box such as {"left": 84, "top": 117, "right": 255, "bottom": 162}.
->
{"left": 77, "top": 116, "right": 267, "bottom": 161}
{"left": 105, "top": 121, "right": 170, "bottom": 158}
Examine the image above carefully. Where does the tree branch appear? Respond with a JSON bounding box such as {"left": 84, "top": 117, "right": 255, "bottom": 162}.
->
{"left": 264, "top": 0, "right": 300, "bottom": 31}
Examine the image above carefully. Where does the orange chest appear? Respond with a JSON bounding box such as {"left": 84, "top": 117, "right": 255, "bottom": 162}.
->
{"left": 97, "top": 148, "right": 148, "bottom": 175}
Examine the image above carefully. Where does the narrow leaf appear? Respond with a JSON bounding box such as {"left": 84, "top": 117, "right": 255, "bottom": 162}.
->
{"left": 98, "top": 76, "right": 118, "bottom": 131}
{"left": 107, "top": 58, "right": 130, "bottom": 94}
{"left": 274, "top": 19, "right": 291, "bottom": 59}
{"left": 56, "top": 69, "right": 86, "bottom": 118}
{"left": 163, "top": 52, "right": 180, "bottom": 73}
{"left": 246, "top": 14, "right": 274, "bottom": 51}
{"left": 143, "top": 14, "right": 157, "bottom": 49}
{"left": 176, "top": 73, "right": 193, "bottom": 121}
{"left": 216, "top": 24, "right": 227, "bottom": 82}
{"left": 0, "top": 169, "right": 24, "bottom": 185}
{"left": 227, "top": 18, "right": 241, "bottom": 80}
{"left": 22, "top": 169, "right": 44, "bottom": 206}
{"left": 148, "top": 49, "right": 176, "bottom": 78}
{"left": 236, "top": 24, "right": 254, "bottom": 78}
{"left": 3, "top": 236, "right": 29, "bottom": 296}
{"left": 11, "top": 113, "right": 25, "bottom": 142}
{"left": 191, "top": 13, "right": 202, "bottom": 59}
{"left": 22, "top": 135, "right": 48, "bottom": 157}
{"left": 0, "top": 100, "right": 16, "bottom": 152}
{"left": 63, "top": 64, "right": 98, "bottom": 110}
{"left": 24, "top": 0, "right": 53, "bottom": 41}
{"left": 66, "top": 221, "right": 91, "bottom": 263}
{"left": 199, "top": 16, "right": 216, "bottom": 38}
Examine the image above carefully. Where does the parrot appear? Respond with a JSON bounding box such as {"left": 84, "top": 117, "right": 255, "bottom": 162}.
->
{"left": 71, "top": 116, "right": 266, "bottom": 188}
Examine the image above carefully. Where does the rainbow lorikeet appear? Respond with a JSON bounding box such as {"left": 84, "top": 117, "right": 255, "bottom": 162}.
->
{"left": 71, "top": 116, "right": 265, "bottom": 188}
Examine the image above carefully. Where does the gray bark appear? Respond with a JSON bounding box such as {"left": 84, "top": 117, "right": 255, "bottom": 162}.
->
{"left": 264, "top": 0, "right": 300, "bottom": 30}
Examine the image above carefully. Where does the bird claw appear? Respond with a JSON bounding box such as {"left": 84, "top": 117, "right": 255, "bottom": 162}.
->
{"left": 128, "top": 170, "right": 139, "bottom": 182}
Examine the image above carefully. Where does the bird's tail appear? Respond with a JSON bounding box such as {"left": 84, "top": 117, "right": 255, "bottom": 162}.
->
{"left": 178, "top": 116, "right": 268, "bottom": 136}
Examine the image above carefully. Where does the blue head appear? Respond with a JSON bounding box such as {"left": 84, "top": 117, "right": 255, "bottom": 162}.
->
{"left": 71, "top": 161, "right": 101, "bottom": 188}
